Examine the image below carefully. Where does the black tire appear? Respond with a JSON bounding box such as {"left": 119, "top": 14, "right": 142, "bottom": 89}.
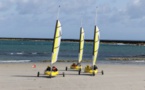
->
{"left": 101, "top": 70, "right": 104, "bottom": 75}
{"left": 37, "top": 72, "right": 40, "bottom": 77}
{"left": 93, "top": 72, "right": 95, "bottom": 76}
{"left": 79, "top": 68, "right": 81, "bottom": 72}
{"left": 49, "top": 75, "right": 51, "bottom": 78}
{"left": 65, "top": 67, "right": 68, "bottom": 71}
{"left": 78, "top": 69, "right": 81, "bottom": 75}
{"left": 63, "top": 72, "right": 65, "bottom": 77}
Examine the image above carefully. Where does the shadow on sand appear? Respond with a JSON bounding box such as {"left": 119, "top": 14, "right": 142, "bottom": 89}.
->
{"left": 12, "top": 74, "right": 55, "bottom": 78}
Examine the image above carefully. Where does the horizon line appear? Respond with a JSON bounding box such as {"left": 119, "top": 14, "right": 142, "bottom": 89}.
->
{"left": 0, "top": 37, "right": 145, "bottom": 44}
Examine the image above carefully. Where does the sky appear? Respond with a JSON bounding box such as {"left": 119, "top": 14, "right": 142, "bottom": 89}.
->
{"left": 0, "top": 0, "right": 145, "bottom": 40}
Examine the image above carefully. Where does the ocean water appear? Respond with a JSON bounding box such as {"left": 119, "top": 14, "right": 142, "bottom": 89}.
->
{"left": 0, "top": 40, "right": 145, "bottom": 64}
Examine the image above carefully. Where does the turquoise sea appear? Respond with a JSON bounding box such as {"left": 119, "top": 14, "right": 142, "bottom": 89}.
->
{"left": 0, "top": 40, "right": 145, "bottom": 64}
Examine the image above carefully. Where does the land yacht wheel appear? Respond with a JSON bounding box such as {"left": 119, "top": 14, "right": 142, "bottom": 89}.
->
{"left": 101, "top": 70, "right": 104, "bottom": 75}
{"left": 78, "top": 69, "right": 81, "bottom": 75}
{"left": 49, "top": 75, "right": 52, "bottom": 78}
{"left": 63, "top": 72, "right": 65, "bottom": 77}
{"left": 37, "top": 72, "right": 40, "bottom": 77}
{"left": 65, "top": 67, "right": 68, "bottom": 71}
{"left": 92, "top": 72, "right": 95, "bottom": 76}
{"left": 79, "top": 68, "right": 81, "bottom": 72}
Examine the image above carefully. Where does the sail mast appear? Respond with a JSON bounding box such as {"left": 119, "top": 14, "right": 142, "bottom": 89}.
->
{"left": 92, "top": 7, "right": 100, "bottom": 66}
{"left": 95, "top": 7, "right": 98, "bottom": 26}
{"left": 51, "top": 5, "right": 62, "bottom": 65}
{"left": 80, "top": 16, "right": 83, "bottom": 28}
{"left": 57, "top": 5, "right": 61, "bottom": 20}
{"left": 78, "top": 16, "right": 85, "bottom": 63}
{"left": 78, "top": 27, "right": 84, "bottom": 63}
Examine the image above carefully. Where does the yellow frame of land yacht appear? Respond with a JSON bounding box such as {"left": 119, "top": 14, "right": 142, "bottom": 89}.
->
{"left": 84, "top": 65, "right": 98, "bottom": 74}
{"left": 70, "top": 65, "right": 82, "bottom": 70}
{"left": 44, "top": 71, "right": 59, "bottom": 77}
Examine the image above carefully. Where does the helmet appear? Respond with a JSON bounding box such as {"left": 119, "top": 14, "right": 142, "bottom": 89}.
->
{"left": 52, "top": 66, "right": 56, "bottom": 68}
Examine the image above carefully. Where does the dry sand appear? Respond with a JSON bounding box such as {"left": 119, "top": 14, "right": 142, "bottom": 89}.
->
{"left": 0, "top": 62, "right": 145, "bottom": 90}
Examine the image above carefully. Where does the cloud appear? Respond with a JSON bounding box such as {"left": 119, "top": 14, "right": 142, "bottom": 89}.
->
{"left": 6, "top": 0, "right": 95, "bottom": 16}
{"left": 121, "top": 0, "right": 145, "bottom": 27}
{"left": 1, "top": 0, "right": 144, "bottom": 23}
{"left": 98, "top": 0, "right": 145, "bottom": 26}
{"left": 95, "top": 0, "right": 145, "bottom": 40}
{"left": 0, "top": 0, "right": 98, "bottom": 20}
{"left": 0, "top": 1, "right": 11, "bottom": 11}
{"left": 126, "top": 0, "right": 145, "bottom": 19}
{"left": 15, "top": 0, "right": 52, "bottom": 15}
{"left": 0, "top": 0, "right": 144, "bottom": 40}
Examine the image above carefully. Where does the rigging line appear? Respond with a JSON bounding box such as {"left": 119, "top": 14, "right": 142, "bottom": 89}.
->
{"left": 54, "top": 45, "right": 60, "bottom": 49}
{"left": 81, "top": 32, "right": 84, "bottom": 34}
{"left": 94, "top": 50, "right": 99, "bottom": 53}
{"left": 57, "top": 5, "right": 61, "bottom": 20}
{"left": 57, "top": 0, "right": 63, "bottom": 19}
{"left": 80, "top": 13, "right": 83, "bottom": 27}
{"left": 95, "top": 30, "right": 99, "bottom": 33}
{"left": 57, "top": 0, "right": 62, "bottom": 6}
{"left": 80, "top": 40, "right": 84, "bottom": 42}
{"left": 95, "top": 7, "right": 98, "bottom": 26}
{"left": 80, "top": 48, "right": 84, "bottom": 50}
{"left": 55, "top": 35, "right": 62, "bottom": 38}
{"left": 57, "top": 26, "right": 61, "bottom": 28}
{"left": 94, "top": 40, "right": 99, "bottom": 43}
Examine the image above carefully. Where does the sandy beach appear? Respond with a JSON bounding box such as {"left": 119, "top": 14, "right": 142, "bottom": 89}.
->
{"left": 0, "top": 62, "right": 145, "bottom": 90}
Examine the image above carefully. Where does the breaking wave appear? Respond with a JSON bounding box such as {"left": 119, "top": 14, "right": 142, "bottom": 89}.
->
{"left": 0, "top": 60, "right": 31, "bottom": 63}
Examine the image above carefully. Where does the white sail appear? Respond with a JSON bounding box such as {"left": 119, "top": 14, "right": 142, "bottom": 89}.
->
{"left": 51, "top": 20, "right": 62, "bottom": 64}
{"left": 78, "top": 27, "right": 85, "bottom": 63}
{"left": 92, "top": 26, "right": 100, "bottom": 65}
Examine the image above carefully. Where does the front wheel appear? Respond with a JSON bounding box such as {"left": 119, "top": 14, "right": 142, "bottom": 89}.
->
{"left": 78, "top": 69, "right": 81, "bottom": 75}
{"left": 49, "top": 75, "right": 52, "bottom": 78}
{"left": 63, "top": 72, "right": 65, "bottom": 77}
{"left": 101, "top": 70, "right": 104, "bottom": 75}
{"left": 65, "top": 67, "right": 68, "bottom": 71}
{"left": 92, "top": 72, "right": 95, "bottom": 76}
{"left": 37, "top": 72, "right": 40, "bottom": 77}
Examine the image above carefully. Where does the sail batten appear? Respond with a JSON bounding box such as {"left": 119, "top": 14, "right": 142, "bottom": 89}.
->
{"left": 92, "top": 26, "right": 100, "bottom": 65}
{"left": 78, "top": 27, "right": 85, "bottom": 63}
{"left": 51, "top": 20, "right": 62, "bottom": 64}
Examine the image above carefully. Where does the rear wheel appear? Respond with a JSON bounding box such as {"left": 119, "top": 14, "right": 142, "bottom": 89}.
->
{"left": 65, "top": 67, "right": 68, "bottom": 71}
{"left": 79, "top": 68, "right": 81, "bottom": 72}
{"left": 78, "top": 69, "right": 81, "bottom": 75}
{"left": 101, "top": 70, "right": 104, "bottom": 75}
{"left": 63, "top": 72, "right": 65, "bottom": 77}
{"left": 49, "top": 75, "right": 52, "bottom": 78}
{"left": 37, "top": 72, "right": 40, "bottom": 77}
{"left": 92, "top": 72, "right": 95, "bottom": 76}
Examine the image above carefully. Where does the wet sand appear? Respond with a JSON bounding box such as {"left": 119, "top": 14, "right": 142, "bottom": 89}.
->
{"left": 0, "top": 62, "right": 145, "bottom": 90}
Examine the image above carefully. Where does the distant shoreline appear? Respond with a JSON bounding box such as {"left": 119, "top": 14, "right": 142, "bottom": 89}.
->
{"left": 0, "top": 37, "right": 145, "bottom": 45}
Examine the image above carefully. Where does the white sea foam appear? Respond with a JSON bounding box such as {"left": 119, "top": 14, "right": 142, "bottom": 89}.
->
{"left": 16, "top": 52, "right": 24, "bottom": 55}
{"left": 10, "top": 53, "right": 14, "bottom": 55}
{"left": 116, "top": 43, "right": 126, "bottom": 45}
{"left": 134, "top": 60, "right": 145, "bottom": 63}
{"left": 0, "top": 60, "right": 31, "bottom": 63}
{"left": 32, "top": 52, "right": 37, "bottom": 55}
